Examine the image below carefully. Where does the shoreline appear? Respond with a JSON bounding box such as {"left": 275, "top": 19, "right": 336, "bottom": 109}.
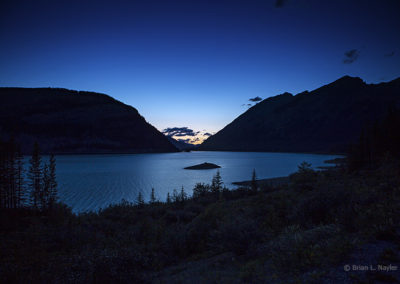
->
{"left": 232, "top": 157, "right": 345, "bottom": 187}
{"left": 193, "top": 149, "right": 347, "bottom": 156}
{"left": 232, "top": 176, "right": 290, "bottom": 187}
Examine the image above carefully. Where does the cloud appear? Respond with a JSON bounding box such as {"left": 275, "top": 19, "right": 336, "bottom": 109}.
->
{"left": 343, "top": 49, "right": 359, "bottom": 64}
{"left": 249, "top": 96, "right": 262, "bottom": 102}
{"left": 384, "top": 51, "right": 395, "bottom": 57}
{"left": 162, "top": 127, "right": 199, "bottom": 137}
{"left": 203, "top": 132, "right": 213, "bottom": 137}
{"left": 275, "top": 0, "right": 287, "bottom": 8}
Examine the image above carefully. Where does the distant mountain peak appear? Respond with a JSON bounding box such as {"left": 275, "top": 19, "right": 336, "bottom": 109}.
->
{"left": 332, "top": 75, "right": 365, "bottom": 85}
{"left": 200, "top": 76, "right": 400, "bottom": 153}
{"left": 280, "top": 92, "right": 293, "bottom": 97}
{"left": 261, "top": 92, "right": 292, "bottom": 103}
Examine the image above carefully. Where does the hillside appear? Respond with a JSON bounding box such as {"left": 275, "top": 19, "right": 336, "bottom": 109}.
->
{"left": 166, "top": 136, "right": 197, "bottom": 151}
{"left": 0, "top": 88, "right": 178, "bottom": 154}
{"left": 200, "top": 76, "right": 400, "bottom": 153}
{"left": 2, "top": 160, "right": 400, "bottom": 283}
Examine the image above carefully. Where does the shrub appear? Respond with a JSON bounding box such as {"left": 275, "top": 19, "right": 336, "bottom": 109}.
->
{"left": 268, "top": 224, "right": 355, "bottom": 274}
{"left": 290, "top": 161, "right": 318, "bottom": 191}
{"left": 209, "top": 216, "right": 262, "bottom": 255}
{"left": 192, "top": 183, "right": 211, "bottom": 198}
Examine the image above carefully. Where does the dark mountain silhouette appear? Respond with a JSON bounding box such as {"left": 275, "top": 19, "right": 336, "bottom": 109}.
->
{"left": 0, "top": 88, "right": 178, "bottom": 154}
{"left": 200, "top": 76, "right": 400, "bottom": 153}
{"left": 166, "top": 136, "right": 197, "bottom": 151}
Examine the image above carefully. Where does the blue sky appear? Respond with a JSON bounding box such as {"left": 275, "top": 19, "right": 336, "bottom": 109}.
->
{"left": 1, "top": 0, "right": 399, "bottom": 142}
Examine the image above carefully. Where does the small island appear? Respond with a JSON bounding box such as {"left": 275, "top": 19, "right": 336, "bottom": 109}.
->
{"left": 184, "top": 162, "right": 221, "bottom": 170}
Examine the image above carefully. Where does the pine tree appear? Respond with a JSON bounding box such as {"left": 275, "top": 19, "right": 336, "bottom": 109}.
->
{"left": 0, "top": 138, "right": 19, "bottom": 209}
{"left": 211, "top": 170, "right": 223, "bottom": 193}
{"left": 0, "top": 139, "right": 26, "bottom": 209}
{"left": 0, "top": 140, "right": 8, "bottom": 208}
{"left": 7, "top": 138, "right": 17, "bottom": 208}
{"left": 150, "top": 187, "right": 156, "bottom": 204}
{"left": 28, "top": 142, "right": 42, "bottom": 209}
{"left": 179, "top": 186, "right": 187, "bottom": 203}
{"left": 42, "top": 164, "right": 50, "bottom": 209}
{"left": 251, "top": 169, "right": 258, "bottom": 192}
{"left": 193, "top": 183, "right": 209, "bottom": 198}
{"left": 2, "top": 140, "right": 11, "bottom": 208}
{"left": 7, "top": 139, "right": 16, "bottom": 208}
{"left": 136, "top": 191, "right": 144, "bottom": 207}
{"left": 15, "top": 146, "right": 25, "bottom": 208}
{"left": 166, "top": 192, "right": 171, "bottom": 203}
{"left": 48, "top": 154, "right": 57, "bottom": 207}
{"left": 172, "top": 189, "right": 179, "bottom": 203}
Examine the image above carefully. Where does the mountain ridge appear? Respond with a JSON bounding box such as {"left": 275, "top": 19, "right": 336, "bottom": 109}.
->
{"left": 0, "top": 87, "right": 178, "bottom": 154}
{"left": 166, "top": 136, "right": 197, "bottom": 151}
{"left": 199, "top": 76, "right": 400, "bottom": 153}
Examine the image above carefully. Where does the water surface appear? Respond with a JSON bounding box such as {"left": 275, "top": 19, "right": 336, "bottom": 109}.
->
{"left": 45, "top": 151, "right": 340, "bottom": 212}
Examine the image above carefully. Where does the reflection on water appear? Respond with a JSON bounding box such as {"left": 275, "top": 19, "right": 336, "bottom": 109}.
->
{"left": 34, "top": 151, "right": 340, "bottom": 212}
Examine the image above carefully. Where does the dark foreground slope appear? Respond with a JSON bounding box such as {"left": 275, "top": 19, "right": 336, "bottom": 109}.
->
{"left": 1, "top": 161, "right": 399, "bottom": 283}
{"left": 200, "top": 76, "right": 400, "bottom": 153}
{"left": 0, "top": 88, "right": 177, "bottom": 153}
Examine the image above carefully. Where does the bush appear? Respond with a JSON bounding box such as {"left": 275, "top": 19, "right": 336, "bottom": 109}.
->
{"left": 289, "top": 161, "right": 318, "bottom": 191}
{"left": 193, "top": 183, "right": 211, "bottom": 198}
{"left": 268, "top": 224, "right": 354, "bottom": 274}
{"left": 209, "top": 216, "right": 262, "bottom": 255}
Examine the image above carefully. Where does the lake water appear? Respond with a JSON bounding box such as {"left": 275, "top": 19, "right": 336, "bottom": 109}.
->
{"left": 44, "top": 151, "right": 340, "bottom": 212}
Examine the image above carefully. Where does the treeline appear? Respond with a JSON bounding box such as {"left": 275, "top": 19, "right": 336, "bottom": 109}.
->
{"left": 132, "top": 169, "right": 260, "bottom": 208}
{"left": 0, "top": 139, "right": 57, "bottom": 210}
{"left": 133, "top": 170, "right": 229, "bottom": 207}
{"left": 348, "top": 106, "right": 400, "bottom": 171}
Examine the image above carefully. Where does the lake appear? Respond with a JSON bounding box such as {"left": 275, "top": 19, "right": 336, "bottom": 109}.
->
{"left": 43, "top": 151, "right": 340, "bottom": 212}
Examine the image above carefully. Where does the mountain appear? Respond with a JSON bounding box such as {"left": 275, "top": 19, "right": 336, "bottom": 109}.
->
{"left": 0, "top": 88, "right": 178, "bottom": 154}
{"left": 199, "top": 76, "right": 400, "bottom": 153}
{"left": 166, "top": 136, "right": 197, "bottom": 151}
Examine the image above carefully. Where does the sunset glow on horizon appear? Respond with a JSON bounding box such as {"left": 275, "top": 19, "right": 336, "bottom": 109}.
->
{"left": 1, "top": 0, "right": 399, "bottom": 135}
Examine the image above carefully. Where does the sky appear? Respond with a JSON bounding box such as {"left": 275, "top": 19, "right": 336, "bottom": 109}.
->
{"left": 1, "top": 0, "right": 399, "bottom": 144}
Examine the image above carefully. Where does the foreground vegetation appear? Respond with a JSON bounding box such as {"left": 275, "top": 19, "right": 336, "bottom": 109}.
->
{"left": 1, "top": 108, "right": 399, "bottom": 282}
{"left": 1, "top": 158, "right": 399, "bottom": 283}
